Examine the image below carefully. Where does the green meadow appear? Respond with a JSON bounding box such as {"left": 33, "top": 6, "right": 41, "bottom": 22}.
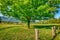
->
{"left": 0, "top": 24, "right": 60, "bottom": 40}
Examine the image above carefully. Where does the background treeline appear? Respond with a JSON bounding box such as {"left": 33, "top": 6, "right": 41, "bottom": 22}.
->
{"left": 35, "top": 18, "right": 60, "bottom": 24}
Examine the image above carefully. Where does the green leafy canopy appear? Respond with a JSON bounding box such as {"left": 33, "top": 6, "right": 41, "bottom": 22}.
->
{"left": 0, "top": 0, "right": 60, "bottom": 21}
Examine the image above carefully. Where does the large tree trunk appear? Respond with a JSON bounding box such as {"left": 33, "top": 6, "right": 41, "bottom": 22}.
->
{"left": 0, "top": 21, "right": 1, "bottom": 23}
{"left": 26, "top": 16, "right": 31, "bottom": 28}
{"left": 27, "top": 19, "right": 30, "bottom": 28}
{"left": 0, "top": 17, "right": 1, "bottom": 23}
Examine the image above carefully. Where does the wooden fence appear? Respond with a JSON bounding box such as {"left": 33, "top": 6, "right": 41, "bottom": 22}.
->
{"left": 34, "top": 25, "right": 60, "bottom": 40}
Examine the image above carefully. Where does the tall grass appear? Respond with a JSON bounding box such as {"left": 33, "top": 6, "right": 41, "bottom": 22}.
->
{"left": 0, "top": 25, "right": 60, "bottom": 40}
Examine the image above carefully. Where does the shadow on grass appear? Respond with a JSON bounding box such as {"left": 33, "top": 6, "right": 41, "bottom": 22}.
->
{"left": 34, "top": 25, "right": 58, "bottom": 29}
{"left": 0, "top": 27, "right": 14, "bottom": 31}
{"left": 34, "top": 25, "right": 52, "bottom": 29}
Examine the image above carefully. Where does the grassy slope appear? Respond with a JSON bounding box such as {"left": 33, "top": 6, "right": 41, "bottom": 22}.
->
{"left": 0, "top": 24, "right": 60, "bottom": 40}
{"left": 0, "top": 26, "right": 35, "bottom": 40}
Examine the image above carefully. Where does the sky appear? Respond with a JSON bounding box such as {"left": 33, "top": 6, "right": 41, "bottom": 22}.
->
{"left": 55, "top": 8, "right": 60, "bottom": 18}
{"left": 55, "top": 12, "right": 60, "bottom": 18}
{"left": 0, "top": 13, "right": 3, "bottom": 16}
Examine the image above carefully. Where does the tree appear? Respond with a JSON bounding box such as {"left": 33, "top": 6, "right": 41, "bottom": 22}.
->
{"left": 0, "top": 0, "right": 60, "bottom": 28}
{"left": 0, "top": 16, "right": 2, "bottom": 23}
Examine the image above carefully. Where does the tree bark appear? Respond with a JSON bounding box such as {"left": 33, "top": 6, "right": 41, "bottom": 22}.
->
{"left": 0, "top": 21, "right": 1, "bottom": 23}
{"left": 0, "top": 17, "right": 1, "bottom": 23}
{"left": 26, "top": 16, "right": 31, "bottom": 28}
{"left": 27, "top": 19, "right": 30, "bottom": 28}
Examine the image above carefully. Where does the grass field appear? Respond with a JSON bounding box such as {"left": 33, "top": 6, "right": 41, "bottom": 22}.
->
{"left": 0, "top": 24, "right": 60, "bottom": 40}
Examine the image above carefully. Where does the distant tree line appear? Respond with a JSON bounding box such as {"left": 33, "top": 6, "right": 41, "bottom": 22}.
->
{"left": 0, "top": 16, "right": 19, "bottom": 24}
{"left": 38, "top": 18, "right": 60, "bottom": 24}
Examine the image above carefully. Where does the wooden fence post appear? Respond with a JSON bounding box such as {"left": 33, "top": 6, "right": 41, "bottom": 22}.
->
{"left": 52, "top": 26, "right": 56, "bottom": 40}
{"left": 35, "top": 29, "right": 39, "bottom": 40}
{"left": 58, "top": 27, "right": 60, "bottom": 32}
